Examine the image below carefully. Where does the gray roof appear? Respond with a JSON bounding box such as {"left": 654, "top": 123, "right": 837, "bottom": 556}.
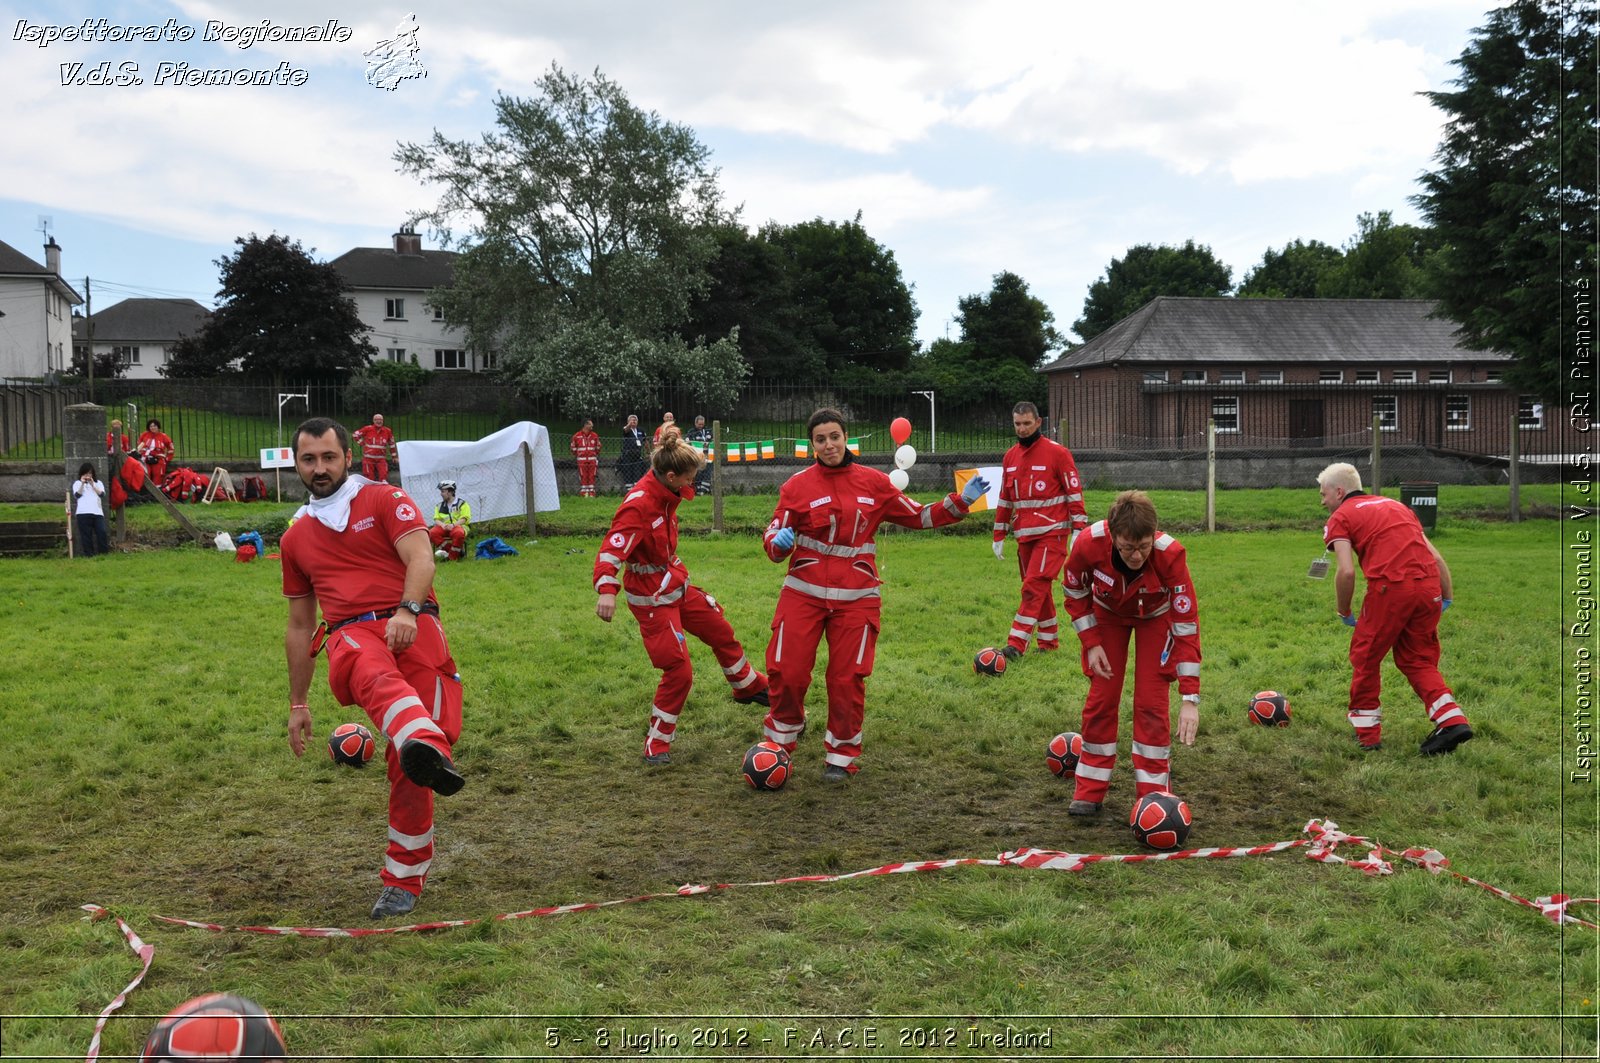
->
{"left": 0, "top": 238, "right": 83, "bottom": 301}
{"left": 73, "top": 298, "right": 211, "bottom": 342}
{"left": 329, "top": 245, "right": 458, "bottom": 290}
{"left": 1046, "top": 297, "right": 1507, "bottom": 372}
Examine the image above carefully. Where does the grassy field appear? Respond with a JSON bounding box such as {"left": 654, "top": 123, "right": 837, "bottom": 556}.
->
{"left": 0, "top": 503, "right": 1593, "bottom": 1059}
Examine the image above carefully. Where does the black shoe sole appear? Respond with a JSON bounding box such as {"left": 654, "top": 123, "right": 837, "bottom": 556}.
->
{"left": 400, "top": 740, "right": 465, "bottom": 796}
{"left": 734, "top": 690, "right": 771, "bottom": 707}
{"left": 1420, "top": 725, "right": 1474, "bottom": 756}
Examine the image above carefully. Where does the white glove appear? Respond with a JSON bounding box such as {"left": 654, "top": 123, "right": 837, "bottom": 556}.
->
{"left": 992, "top": 540, "right": 1004, "bottom": 561}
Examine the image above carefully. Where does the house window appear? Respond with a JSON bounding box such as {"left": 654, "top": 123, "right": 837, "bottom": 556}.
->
{"left": 1518, "top": 397, "right": 1545, "bottom": 430}
{"left": 1373, "top": 395, "right": 1398, "bottom": 432}
{"left": 432, "top": 305, "right": 445, "bottom": 322}
{"left": 480, "top": 349, "right": 500, "bottom": 371}
{"left": 1429, "top": 369, "right": 1452, "bottom": 383}
{"left": 1485, "top": 369, "right": 1503, "bottom": 382}
{"left": 1143, "top": 370, "right": 1168, "bottom": 383}
{"left": 113, "top": 345, "right": 140, "bottom": 365}
{"left": 1355, "top": 370, "right": 1379, "bottom": 384}
{"left": 1320, "top": 369, "right": 1343, "bottom": 383}
{"left": 1446, "top": 394, "right": 1471, "bottom": 430}
{"left": 386, "top": 347, "right": 407, "bottom": 363}
{"left": 1257, "top": 369, "right": 1283, "bottom": 384}
{"left": 435, "top": 348, "right": 464, "bottom": 370}
{"left": 1219, "top": 370, "right": 1245, "bottom": 384}
{"left": 1181, "top": 369, "right": 1206, "bottom": 385}
{"left": 1392, "top": 369, "right": 1416, "bottom": 384}
{"left": 1212, "top": 396, "right": 1239, "bottom": 433}
{"left": 385, "top": 298, "right": 406, "bottom": 320}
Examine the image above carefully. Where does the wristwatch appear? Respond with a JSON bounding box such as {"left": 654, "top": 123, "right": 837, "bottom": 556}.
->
{"left": 398, "top": 600, "right": 424, "bottom": 617}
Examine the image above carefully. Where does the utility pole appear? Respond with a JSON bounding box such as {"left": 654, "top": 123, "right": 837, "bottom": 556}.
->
{"left": 84, "top": 276, "right": 94, "bottom": 402}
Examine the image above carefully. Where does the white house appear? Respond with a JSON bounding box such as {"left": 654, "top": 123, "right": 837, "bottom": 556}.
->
{"left": 0, "top": 237, "right": 83, "bottom": 380}
{"left": 329, "top": 226, "right": 491, "bottom": 372}
{"left": 72, "top": 297, "right": 212, "bottom": 380}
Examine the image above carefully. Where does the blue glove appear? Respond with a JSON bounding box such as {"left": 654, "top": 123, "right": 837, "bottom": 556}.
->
{"left": 1340, "top": 613, "right": 1357, "bottom": 627}
{"left": 1441, "top": 598, "right": 1452, "bottom": 612}
{"left": 771, "top": 527, "right": 796, "bottom": 555}
{"left": 961, "top": 474, "right": 990, "bottom": 505}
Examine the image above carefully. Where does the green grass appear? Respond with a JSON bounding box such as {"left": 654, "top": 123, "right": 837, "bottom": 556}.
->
{"left": 0, "top": 508, "right": 1593, "bottom": 1059}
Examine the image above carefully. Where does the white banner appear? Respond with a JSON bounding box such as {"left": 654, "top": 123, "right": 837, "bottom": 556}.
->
{"left": 397, "top": 422, "right": 561, "bottom": 523}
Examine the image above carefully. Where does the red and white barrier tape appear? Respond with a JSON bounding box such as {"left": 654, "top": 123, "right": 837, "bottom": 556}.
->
{"left": 78, "top": 904, "right": 155, "bottom": 1063}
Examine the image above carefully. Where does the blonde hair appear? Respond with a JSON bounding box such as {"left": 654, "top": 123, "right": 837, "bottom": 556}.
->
{"left": 651, "top": 433, "right": 705, "bottom": 477}
{"left": 1317, "top": 462, "right": 1362, "bottom": 493}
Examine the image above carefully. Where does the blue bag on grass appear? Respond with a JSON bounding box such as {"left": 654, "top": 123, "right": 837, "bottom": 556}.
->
{"left": 475, "top": 536, "right": 519, "bottom": 560}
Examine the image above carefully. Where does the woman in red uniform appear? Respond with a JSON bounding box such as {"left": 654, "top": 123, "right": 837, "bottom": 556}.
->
{"left": 760, "top": 408, "right": 990, "bottom": 781}
{"left": 137, "top": 418, "right": 174, "bottom": 484}
{"left": 593, "top": 433, "right": 770, "bottom": 764}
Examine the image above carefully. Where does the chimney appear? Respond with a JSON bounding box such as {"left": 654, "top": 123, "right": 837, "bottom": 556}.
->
{"left": 44, "top": 237, "right": 61, "bottom": 275}
{"left": 393, "top": 224, "right": 422, "bottom": 255}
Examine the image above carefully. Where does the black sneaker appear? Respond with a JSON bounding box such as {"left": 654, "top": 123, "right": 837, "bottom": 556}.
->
{"left": 370, "top": 886, "right": 417, "bottom": 920}
{"left": 643, "top": 751, "right": 672, "bottom": 765}
{"left": 821, "top": 765, "right": 851, "bottom": 783}
{"left": 1001, "top": 646, "right": 1023, "bottom": 661}
{"left": 1420, "top": 723, "right": 1473, "bottom": 756}
{"left": 1068, "top": 799, "right": 1102, "bottom": 816}
{"left": 735, "top": 688, "right": 771, "bottom": 707}
{"left": 399, "top": 740, "right": 465, "bottom": 796}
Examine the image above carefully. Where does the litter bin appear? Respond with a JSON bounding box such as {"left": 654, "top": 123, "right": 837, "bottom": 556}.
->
{"left": 1399, "top": 481, "right": 1439, "bottom": 534}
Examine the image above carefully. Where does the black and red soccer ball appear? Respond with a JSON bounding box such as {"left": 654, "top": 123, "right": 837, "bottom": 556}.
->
{"left": 1130, "top": 791, "right": 1193, "bottom": 850}
{"left": 328, "top": 722, "right": 375, "bottom": 767}
{"left": 1247, "top": 690, "right": 1292, "bottom": 727}
{"left": 1046, "top": 731, "right": 1083, "bottom": 779}
{"left": 973, "top": 647, "right": 1007, "bottom": 677}
{"left": 141, "top": 993, "right": 286, "bottom": 1062}
{"left": 741, "top": 741, "right": 791, "bottom": 791}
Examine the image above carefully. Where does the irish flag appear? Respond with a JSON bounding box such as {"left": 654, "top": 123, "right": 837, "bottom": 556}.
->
{"left": 793, "top": 440, "right": 809, "bottom": 459}
{"left": 847, "top": 437, "right": 861, "bottom": 455}
{"left": 725, "top": 443, "right": 741, "bottom": 463}
{"left": 761, "top": 440, "right": 775, "bottom": 460}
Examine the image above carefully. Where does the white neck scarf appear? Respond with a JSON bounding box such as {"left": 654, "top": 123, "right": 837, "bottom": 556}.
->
{"left": 295, "top": 473, "right": 374, "bottom": 533}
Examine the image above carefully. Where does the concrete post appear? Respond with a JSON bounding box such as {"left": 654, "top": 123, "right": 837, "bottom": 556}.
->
{"left": 64, "top": 402, "right": 107, "bottom": 483}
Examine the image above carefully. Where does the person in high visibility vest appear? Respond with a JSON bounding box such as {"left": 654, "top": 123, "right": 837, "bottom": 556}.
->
{"left": 428, "top": 481, "right": 471, "bottom": 561}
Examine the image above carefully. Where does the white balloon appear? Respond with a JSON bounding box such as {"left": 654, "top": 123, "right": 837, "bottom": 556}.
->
{"left": 894, "top": 444, "right": 917, "bottom": 470}
{"left": 888, "top": 468, "right": 910, "bottom": 491}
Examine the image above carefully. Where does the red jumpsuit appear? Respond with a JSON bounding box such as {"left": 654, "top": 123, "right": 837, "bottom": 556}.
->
{"left": 353, "top": 424, "right": 397, "bottom": 483}
{"left": 992, "top": 434, "right": 1087, "bottom": 654}
{"left": 570, "top": 429, "right": 601, "bottom": 497}
{"left": 105, "top": 431, "right": 131, "bottom": 457}
{"left": 761, "top": 454, "right": 973, "bottom": 773}
{"left": 137, "top": 430, "right": 173, "bottom": 485}
{"left": 281, "top": 484, "right": 462, "bottom": 899}
{"left": 594, "top": 471, "right": 768, "bottom": 757}
{"left": 1323, "top": 492, "right": 1467, "bottom": 745}
{"left": 1062, "top": 521, "right": 1201, "bottom": 803}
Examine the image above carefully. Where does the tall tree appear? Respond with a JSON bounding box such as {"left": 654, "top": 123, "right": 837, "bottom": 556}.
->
{"left": 761, "top": 213, "right": 919, "bottom": 374}
{"left": 162, "top": 234, "right": 374, "bottom": 381}
{"left": 395, "top": 64, "right": 748, "bottom": 413}
{"left": 1316, "top": 211, "right": 1440, "bottom": 299}
{"left": 1414, "top": 0, "right": 1597, "bottom": 402}
{"left": 1074, "top": 240, "right": 1232, "bottom": 341}
{"left": 1238, "top": 239, "right": 1345, "bottom": 298}
{"left": 678, "top": 224, "right": 825, "bottom": 379}
{"left": 956, "top": 270, "right": 1061, "bottom": 368}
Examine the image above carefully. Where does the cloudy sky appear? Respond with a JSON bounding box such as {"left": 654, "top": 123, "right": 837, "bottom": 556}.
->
{"left": 2, "top": 0, "right": 1499, "bottom": 346}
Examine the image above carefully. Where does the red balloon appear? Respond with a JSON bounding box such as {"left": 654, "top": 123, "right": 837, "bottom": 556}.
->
{"left": 890, "top": 417, "right": 913, "bottom": 445}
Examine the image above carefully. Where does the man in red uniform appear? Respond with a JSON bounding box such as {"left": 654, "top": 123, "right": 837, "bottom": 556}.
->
{"left": 992, "top": 401, "right": 1087, "bottom": 660}
{"left": 281, "top": 416, "right": 466, "bottom": 920}
{"left": 570, "top": 419, "right": 601, "bottom": 497}
{"left": 761, "top": 408, "right": 989, "bottom": 780}
{"left": 106, "top": 419, "right": 131, "bottom": 459}
{"left": 1061, "top": 490, "right": 1200, "bottom": 815}
{"left": 1318, "top": 462, "right": 1471, "bottom": 755}
{"left": 593, "top": 434, "right": 769, "bottom": 764}
{"left": 352, "top": 413, "right": 398, "bottom": 484}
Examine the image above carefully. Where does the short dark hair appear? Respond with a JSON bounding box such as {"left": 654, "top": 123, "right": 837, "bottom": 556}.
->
{"left": 1012, "top": 401, "right": 1040, "bottom": 418}
{"left": 807, "top": 407, "right": 846, "bottom": 436}
{"left": 146, "top": 418, "right": 161, "bottom": 431}
{"left": 77, "top": 460, "right": 96, "bottom": 478}
{"left": 291, "top": 416, "right": 351, "bottom": 456}
{"left": 1107, "top": 490, "right": 1159, "bottom": 541}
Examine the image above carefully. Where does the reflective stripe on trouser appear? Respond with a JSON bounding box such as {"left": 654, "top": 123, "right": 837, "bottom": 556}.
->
{"left": 631, "top": 583, "right": 766, "bottom": 755}
{"left": 428, "top": 523, "right": 467, "bottom": 560}
{"left": 763, "top": 587, "right": 879, "bottom": 772}
{"left": 361, "top": 459, "right": 389, "bottom": 483}
{"left": 326, "top": 615, "right": 462, "bottom": 895}
{"left": 1009, "top": 536, "right": 1066, "bottom": 652}
{"left": 578, "top": 458, "right": 598, "bottom": 495}
{"left": 1072, "top": 615, "right": 1174, "bottom": 803}
{"left": 1347, "top": 576, "right": 1467, "bottom": 736}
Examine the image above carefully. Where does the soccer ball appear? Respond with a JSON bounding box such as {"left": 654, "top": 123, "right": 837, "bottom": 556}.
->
{"left": 1130, "top": 791, "right": 1193, "bottom": 851}
{"left": 1046, "top": 731, "right": 1083, "bottom": 779}
{"left": 141, "top": 993, "right": 287, "bottom": 1062}
{"left": 328, "top": 722, "right": 375, "bottom": 768}
{"left": 973, "top": 647, "right": 1007, "bottom": 677}
{"left": 1247, "top": 690, "right": 1292, "bottom": 727}
{"left": 741, "top": 741, "right": 791, "bottom": 791}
